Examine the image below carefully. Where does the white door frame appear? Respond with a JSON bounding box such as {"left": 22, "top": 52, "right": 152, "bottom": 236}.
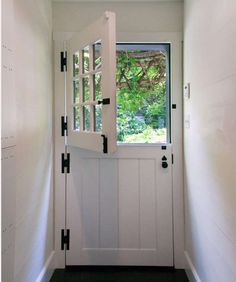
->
{"left": 53, "top": 31, "right": 184, "bottom": 269}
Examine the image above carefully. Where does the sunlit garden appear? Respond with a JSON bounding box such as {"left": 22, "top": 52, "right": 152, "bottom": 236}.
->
{"left": 116, "top": 44, "right": 169, "bottom": 143}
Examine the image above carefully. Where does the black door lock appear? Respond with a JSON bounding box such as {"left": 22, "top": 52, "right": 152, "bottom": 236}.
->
{"left": 162, "top": 161, "right": 168, "bottom": 168}
{"left": 162, "top": 155, "right": 168, "bottom": 168}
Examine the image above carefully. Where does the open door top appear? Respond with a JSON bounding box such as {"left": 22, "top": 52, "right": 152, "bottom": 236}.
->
{"left": 66, "top": 11, "right": 117, "bottom": 154}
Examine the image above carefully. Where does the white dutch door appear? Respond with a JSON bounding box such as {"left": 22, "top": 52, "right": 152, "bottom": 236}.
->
{"left": 65, "top": 12, "right": 174, "bottom": 266}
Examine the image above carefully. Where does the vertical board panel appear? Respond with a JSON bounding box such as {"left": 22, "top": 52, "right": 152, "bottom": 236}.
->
{"left": 100, "top": 159, "right": 118, "bottom": 248}
{"left": 82, "top": 159, "right": 99, "bottom": 248}
{"left": 67, "top": 147, "right": 84, "bottom": 264}
{"left": 66, "top": 146, "right": 173, "bottom": 265}
{"left": 139, "top": 159, "right": 156, "bottom": 249}
{"left": 118, "top": 159, "right": 139, "bottom": 249}
{"left": 156, "top": 157, "right": 173, "bottom": 263}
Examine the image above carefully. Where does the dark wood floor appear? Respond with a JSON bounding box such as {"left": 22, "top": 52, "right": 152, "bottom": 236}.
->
{"left": 50, "top": 267, "right": 189, "bottom": 282}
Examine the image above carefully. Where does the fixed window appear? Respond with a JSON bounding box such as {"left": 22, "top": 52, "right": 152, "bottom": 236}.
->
{"left": 116, "top": 43, "right": 170, "bottom": 144}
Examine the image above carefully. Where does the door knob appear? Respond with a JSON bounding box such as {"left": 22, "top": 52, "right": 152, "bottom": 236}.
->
{"left": 162, "top": 161, "right": 168, "bottom": 168}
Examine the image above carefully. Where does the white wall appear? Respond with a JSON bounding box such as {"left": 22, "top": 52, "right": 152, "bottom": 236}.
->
{"left": 2, "top": 0, "right": 54, "bottom": 281}
{"left": 2, "top": 0, "right": 16, "bottom": 281}
{"left": 52, "top": 1, "right": 183, "bottom": 32}
{"left": 184, "top": 1, "right": 236, "bottom": 281}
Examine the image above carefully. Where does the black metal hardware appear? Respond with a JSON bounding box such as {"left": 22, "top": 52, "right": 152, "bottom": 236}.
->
{"left": 162, "top": 155, "right": 168, "bottom": 168}
{"left": 161, "top": 146, "right": 167, "bottom": 150}
{"left": 61, "top": 153, "right": 70, "bottom": 173}
{"left": 162, "top": 161, "right": 168, "bottom": 169}
{"left": 61, "top": 229, "right": 70, "bottom": 250}
{"left": 172, "top": 154, "right": 174, "bottom": 164}
{"left": 101, "top": 135, "right": 108, "bottom": 154}
{"left": 98, "top": 98, "right": 110, "bottom": 105}
{"left": 172, "top": 104, "right": 176, "bottom": 109}
{"left": 60, "top": 51, "right": 67, "bottom": 72}
{"left": 61, "top": 116, "right": 68, "bottom": 136}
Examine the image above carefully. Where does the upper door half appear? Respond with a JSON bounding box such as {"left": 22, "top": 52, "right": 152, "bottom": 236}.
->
{"left": 66, "top": 12, "right": 117, "bottom": 154}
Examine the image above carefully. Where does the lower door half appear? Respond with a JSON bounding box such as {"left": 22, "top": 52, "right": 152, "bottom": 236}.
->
{"left": 66, "top": 145, "right": 173, "bottom": 266}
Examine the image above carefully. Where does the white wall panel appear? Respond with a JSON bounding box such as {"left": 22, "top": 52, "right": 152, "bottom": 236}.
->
{"left": 8, "top": 0, "right": 54, "bottom": 281}
{"left": 2, "top": 147, "right": 16, "bottom": 282}
{"left": 184, "top": 0, "right": 236, "bottom": 281}
{"left": 2, "top": 0, "right": 16, "bottom": 148}
{"left": 2, "top": 0, "right": 16, "bottom": 280}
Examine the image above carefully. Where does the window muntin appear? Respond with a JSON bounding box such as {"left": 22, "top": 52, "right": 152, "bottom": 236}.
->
{"left": 116, "top": 43, "right": 170, "bottom": 144}
{"left": 72, "top": 41, "right": 103, "bottom": 133}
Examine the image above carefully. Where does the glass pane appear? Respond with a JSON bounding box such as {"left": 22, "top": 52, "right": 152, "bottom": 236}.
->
{"left": 73, "top": 80, "right": 79, "bottom": 103}
{"left": 73, "top": 52, "right": 79, "bottom": 76}
{"left": 82, "top": 77, "right": 90, "bottom": 102}
{"left": 73, "top": 107, "right": 80, "bottom": 130}
{"left": 93, "top": 42, "right": 101, "bottom": 70}
{"left": 93, "top": 73, "right": 102, "bottom": 100}
{"left": 94, "top": 105, "right": 102, "bottom": 132}
{"left": 83, "top": 106, "right": 90, "bottom": 131}
{"left": 82, "top": 46, "right": 89, "bottom": 73}
{"left": 116, "top": 44, "right": 170, "bottom": 144}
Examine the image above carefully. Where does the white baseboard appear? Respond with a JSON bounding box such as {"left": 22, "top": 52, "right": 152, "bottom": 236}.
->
{"left": 36, "top": 251, "right": 55, "bottom": 282}
{"left": 184, "top": 251, "right": 202, "bottom": 282}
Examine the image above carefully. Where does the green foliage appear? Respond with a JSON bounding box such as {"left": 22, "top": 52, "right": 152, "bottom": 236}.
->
{"left": 117, "top": 111, "right": 146, "bottom": 141}
{"left": 124, "top": 128, "right": 166, "bottom": 143}
{"left": 116, "top": 49, "right": 168, "bottom": 143}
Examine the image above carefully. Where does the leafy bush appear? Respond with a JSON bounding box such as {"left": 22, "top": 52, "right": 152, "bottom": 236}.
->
{"left": 116, "top": 47, "right": 168, "bottom": 143}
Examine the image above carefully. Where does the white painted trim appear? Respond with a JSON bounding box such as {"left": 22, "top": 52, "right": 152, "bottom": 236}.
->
{"left": 36, "top": 251, "right": 55, "bottom": 282}
{"left": 184, "top": 251, "right": 202, "bottom": 282}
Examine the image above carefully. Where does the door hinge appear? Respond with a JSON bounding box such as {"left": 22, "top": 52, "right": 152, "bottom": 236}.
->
{"left": 172, "top": 154, "right": 174, "bottom": 164}
{"left": 61, "top": 116, "right": 68, "bottom": 136}
{"left": 61, "top": 229, "right": 70, "bottom": 250}
{"left": 60, "top": 51, "right": 67, "bottom": 72}
{"left": 61, "top": 153, "right": 70, "bottom": 173}
{"left": 101, "top": 135, "right": 108, "bottom": 154}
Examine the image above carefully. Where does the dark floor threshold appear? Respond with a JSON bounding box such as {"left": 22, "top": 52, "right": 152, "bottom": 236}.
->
{"left": 65, "top": 265, "right": 175, "bottom": 272}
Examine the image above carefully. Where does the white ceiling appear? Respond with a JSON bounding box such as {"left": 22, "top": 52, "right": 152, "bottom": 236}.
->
{"left": 52, "top": 0, "right": 182, "bottom": 2}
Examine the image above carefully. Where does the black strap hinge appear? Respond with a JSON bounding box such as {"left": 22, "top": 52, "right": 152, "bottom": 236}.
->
{"left": 61, "top": 153, "right": 70, "bottom": 173}
{"left": 61, "top": 229, "right": 70, "bottom": 250}
{"left": 98, "top": 98, "right": 110, "bottom": 105}
{"left": 61, "top": 116, "right": 68, "bottom": 136}
{"left": 101, "top": 135, "right": 108, "bottom": 154}
{"left": 172, "top": 154, "right": 174, "bottom": 164}
{"left": 60, "top": 51, "right": 67, "bottom": 72}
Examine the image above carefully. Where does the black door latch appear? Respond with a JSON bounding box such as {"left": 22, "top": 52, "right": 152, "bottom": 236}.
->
{"left": 162, "top": 155, "right": 168, "bottom": 168}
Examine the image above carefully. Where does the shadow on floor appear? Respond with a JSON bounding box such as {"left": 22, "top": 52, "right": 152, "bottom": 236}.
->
{"left": 50, "top": 267, "right": 189, "bottom": 282}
